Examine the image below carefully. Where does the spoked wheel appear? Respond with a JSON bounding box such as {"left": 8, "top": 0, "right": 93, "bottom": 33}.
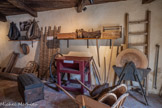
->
{"left": 49, "top": 53, "right": 65, "bottom": 82}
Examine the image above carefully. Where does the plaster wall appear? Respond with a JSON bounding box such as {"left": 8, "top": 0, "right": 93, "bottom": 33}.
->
{"left": 0, "top": 0, "right": 162, "bottom": 94}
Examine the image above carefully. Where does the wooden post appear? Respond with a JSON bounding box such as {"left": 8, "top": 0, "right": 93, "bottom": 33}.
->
{"left": 125, "top": 13, "right": 129, "bottom": 48}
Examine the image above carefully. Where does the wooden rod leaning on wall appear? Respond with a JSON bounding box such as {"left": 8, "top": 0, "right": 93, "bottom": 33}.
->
{"left": 76, "top": 79, "right": 91, "bottom": 92}
{"left": 92, "top": 62, "right": 101, "bottom": 85}
{"left": 106, "top": 39, "right": 114, "bottom": 83}
{"left": 113, "top": 46, "right": 120, "bottom": 86}
{"left": 92, "top": 58, "right": 101, "bottom": 80}
{"left": 67, "top": 40, "right": 69, "bottom": 48}
{"left": 44, "top": 27, "right": 49, "bottom": 80}
{"left": 104, "top": 57, "right": 107, "bottom": 83}
{"left": 96, "top": 39, "right": 100, "bottom": 67}
{"left": 87, "top": 39, "right": 89, "bottom": 48}
{"left": 55, "top": 83, "right": 76, "bottom": 101}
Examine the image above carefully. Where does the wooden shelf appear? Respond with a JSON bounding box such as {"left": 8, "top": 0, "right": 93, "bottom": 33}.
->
{"left": 9, "top": 39, "right": 39, "bottom": 41}
{"left": 57, "top": 36, "right": 120, "bottom": 40}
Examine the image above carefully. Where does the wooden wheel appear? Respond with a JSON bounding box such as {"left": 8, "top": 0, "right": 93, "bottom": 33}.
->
{"left": 116, "top": 48, "right": 148, "bottom": 69}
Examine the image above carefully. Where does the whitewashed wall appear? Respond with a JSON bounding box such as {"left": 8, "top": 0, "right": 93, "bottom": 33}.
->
{"left": 0, "top": 0, "right": 162, "bottom": 94}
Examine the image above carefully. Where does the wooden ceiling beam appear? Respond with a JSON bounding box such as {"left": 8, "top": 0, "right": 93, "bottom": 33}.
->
{"left": 7, "top": 0, "right": 37, "bottom": 17}
{"left": 0, "top": 13, "right": 7, "bottom": 22}
{"left": 142, "top": 0, "right": 155, "bottom": 4}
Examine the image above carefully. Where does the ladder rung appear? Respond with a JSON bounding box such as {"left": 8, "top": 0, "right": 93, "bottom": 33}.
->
{"left": 129, "top": 32, "right": 148, "bottom": 35}
{"left": 129, "top": 20, "right": 148, "bottom": 24}
{"left": 129, "top": 43, "right": 148, "bottom": 47}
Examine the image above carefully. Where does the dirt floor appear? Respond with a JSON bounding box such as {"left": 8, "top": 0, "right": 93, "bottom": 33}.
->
{"left": 0, "top": 78, "right": 162, "bottom": 108}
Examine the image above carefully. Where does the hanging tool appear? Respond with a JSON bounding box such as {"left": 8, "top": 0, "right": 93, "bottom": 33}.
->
{"left": 96, "top": 39, "right": 100, "bottom": 67}
{"left": 106, "top": 40, "right": 114, "bottom": 83}
{"left": 153, "top": 44, "right": 160, "bottom": 89}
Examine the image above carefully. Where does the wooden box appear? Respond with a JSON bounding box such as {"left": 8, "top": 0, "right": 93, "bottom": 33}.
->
{"left": 57, "top": 33, "right": 77, "bottom": 39}
{"left": 17, "top": 73, "right": 44, "bottom": 103}
{"left": 102, "top": 26, "right": 122, "bottom": 39}
{"left": 102, "top": 30, "right": 121, "bottom": 38}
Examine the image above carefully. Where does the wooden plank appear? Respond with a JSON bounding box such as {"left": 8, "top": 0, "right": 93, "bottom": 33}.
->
{"left": 129, "top": 20, "right": 148, "bottom": 24}
{"left": 0, "top": 12, "right": 7, "bottom": 22}
{"left": 9, "top": 39, "right": 39, "bottom": 41}
{"left": 7, "top": 0, "right": 37, "bottom": 17}
{"left": 0, "top": 72, "right": 18, "bottom": 81}
{"left": 129, "top": 32, "right": 148, "bottom": 36}
{"left": 1, "top": 0, "right": 126, "bottom": 16}
{"left": 129, "top": 43, "right": 148, "bottom": 47}
{"left": 57, "top": 36, "right": 120, "bottom": 40}
{"left": 57, "top": 33, "right": 77, "bottom": 39}
{"left": 142, "top": 0, "right": 155, "bottom": 4}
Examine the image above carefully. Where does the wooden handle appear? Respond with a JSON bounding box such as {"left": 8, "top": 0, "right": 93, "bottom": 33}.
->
{"left": 55, "top": 83, "right": 75, "bottom": 101}
{"left": 76, "top": 79, "right": 91, "bottom": 92}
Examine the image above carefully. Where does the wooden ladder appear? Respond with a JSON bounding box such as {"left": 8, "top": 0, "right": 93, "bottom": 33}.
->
{"left": 124, "top": 10, "right": 151, "bottom": 95}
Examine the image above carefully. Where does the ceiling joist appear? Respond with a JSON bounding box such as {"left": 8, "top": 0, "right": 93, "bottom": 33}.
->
{"left": 0, "top": 13, "right": 7, "bottom": 22}
{"left": 0, "top": 0, "right": 127, "bottom": 16}
{"left": 7, "top": 0, "right": 37, "bottom": 17}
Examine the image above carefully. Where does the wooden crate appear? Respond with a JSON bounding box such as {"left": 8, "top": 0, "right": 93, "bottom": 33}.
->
{"left": 57, "top": 33, "right": 77, "bottom": 39}
{"left": 102, "top": 30, "right": 121, "bottom": 38}
{"left": 82, "top": 30, "right": 101, "bottom": 38}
